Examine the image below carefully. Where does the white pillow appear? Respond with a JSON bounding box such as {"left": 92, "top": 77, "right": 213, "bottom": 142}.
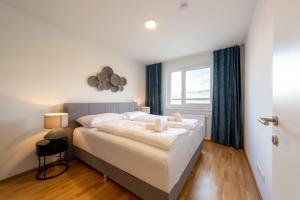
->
{"left": 76, "top": 113, "right": 126, "bottom": 127}
{"left": 122, "top": 111, "right": 148, "bottom": 120}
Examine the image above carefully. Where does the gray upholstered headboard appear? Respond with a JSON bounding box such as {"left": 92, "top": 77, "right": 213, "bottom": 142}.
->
{"left": 64, "top": 102, "right": 138, "bottom": 128}
{"left": 63, "top": 102, "right": 138, "bottom": 159}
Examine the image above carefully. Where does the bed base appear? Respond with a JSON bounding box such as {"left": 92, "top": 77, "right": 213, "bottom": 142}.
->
{"left": 73, "top": 140, "right": 203, "bottom": 200}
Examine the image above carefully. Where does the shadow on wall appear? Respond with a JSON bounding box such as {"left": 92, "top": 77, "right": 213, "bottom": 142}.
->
{"left": 0, "top": 94, "right": 64, "bottom": 180}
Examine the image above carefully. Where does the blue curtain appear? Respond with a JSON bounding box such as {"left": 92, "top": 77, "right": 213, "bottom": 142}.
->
{"left": 211, "top": 46, "right": 243, "bottom": 149}
{"left": 146, "top": 63, "right": 162, "bottom": 115}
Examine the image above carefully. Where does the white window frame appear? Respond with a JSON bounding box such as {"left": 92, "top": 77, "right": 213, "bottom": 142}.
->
{"left": 166, "top": 64, "right": 213, "bottom": 111}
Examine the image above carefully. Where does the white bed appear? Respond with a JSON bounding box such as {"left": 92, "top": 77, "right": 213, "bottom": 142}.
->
{"left": 73, "top": 123, "right": 205, "bottom": 193}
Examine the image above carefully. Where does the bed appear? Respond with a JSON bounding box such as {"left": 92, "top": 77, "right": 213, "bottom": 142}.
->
{"left": 64, "top": 102, "right": 205, "bottom": 200}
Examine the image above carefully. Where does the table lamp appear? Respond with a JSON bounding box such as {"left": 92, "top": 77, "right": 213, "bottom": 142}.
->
{"left": 44, "top": 113, "right": 68, "bottom": 140}
{"left": 141, "top": 106, "right": 150, "bottom": 114}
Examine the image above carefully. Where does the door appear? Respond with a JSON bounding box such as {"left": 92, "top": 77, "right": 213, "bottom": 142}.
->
{"left": 272, "top": 0, "right": 300, "bottom": 199}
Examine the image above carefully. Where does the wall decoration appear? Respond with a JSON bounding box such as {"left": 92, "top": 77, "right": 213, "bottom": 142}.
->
{"left": 87, "top": 66, "right": 127, "bottom": 92}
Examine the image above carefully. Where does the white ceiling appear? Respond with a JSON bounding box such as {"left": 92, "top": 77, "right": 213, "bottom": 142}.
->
{"left": 2, "top": 0, "right": 257, "bottom": 64}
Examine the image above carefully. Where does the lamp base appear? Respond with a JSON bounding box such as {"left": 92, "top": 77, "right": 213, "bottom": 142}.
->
{"left": 44, "top": 129, "right": 66, "bottom": 140}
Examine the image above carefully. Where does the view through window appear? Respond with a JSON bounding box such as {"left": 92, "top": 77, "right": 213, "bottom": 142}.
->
{"left": 185, "top": 68, "right": 210, "bottom": 104}
{"left": 169, "top": 67, "right": 211, "bottom": 106}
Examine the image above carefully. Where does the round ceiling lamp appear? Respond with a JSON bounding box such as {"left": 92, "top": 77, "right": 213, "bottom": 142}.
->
{"left": 144, "top": 18, "right": 157, "bottom": 30}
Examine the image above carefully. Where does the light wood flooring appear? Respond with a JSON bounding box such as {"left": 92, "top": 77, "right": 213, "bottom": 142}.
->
{"left": 0, "top": 141, "right": 261, "bottom": 200}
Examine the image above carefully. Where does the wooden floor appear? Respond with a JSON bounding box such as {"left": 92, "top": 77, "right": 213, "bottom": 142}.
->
{"left": 0, "top": 141, "right": 261, "bottom": 200}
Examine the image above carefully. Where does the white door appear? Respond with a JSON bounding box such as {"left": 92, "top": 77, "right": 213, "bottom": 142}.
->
{"left": 272, "top": 0, "right": 300, "bottom": 199}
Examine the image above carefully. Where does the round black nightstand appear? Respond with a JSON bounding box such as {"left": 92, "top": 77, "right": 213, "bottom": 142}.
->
{"left": 35, "top": 135, "right": 69, "bottom": 180}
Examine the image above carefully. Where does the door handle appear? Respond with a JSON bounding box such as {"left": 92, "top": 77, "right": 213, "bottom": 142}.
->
{"left": 257, "top": 116, "right": 279, "bottom": 126}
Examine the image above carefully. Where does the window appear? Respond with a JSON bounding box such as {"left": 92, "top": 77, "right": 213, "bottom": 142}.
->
{"left": 185, "top": 68, "right": 211, "bottom": 104}
{"left": 167, "top": 66, "right": 211, "bottom": 109}
{"left": 170, "top": 71, "right": 182, "bottom": 105}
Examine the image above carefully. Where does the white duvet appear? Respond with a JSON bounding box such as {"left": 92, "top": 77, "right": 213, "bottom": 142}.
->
{"left": 73, "top": 124, "right": 205, "bottom": 192}
{"left": 132, "top": 114, "right": 200, "bottom": 130}
{"left": 96, "top": 120, "right": 188, "bottom": 150}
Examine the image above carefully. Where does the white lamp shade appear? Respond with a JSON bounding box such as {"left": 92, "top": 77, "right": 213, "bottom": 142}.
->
{"left": 141, "top": 107, "right": 150, "bottom": 114}
{"left": 44, "top": 113, "right": 68, "bottom": 129}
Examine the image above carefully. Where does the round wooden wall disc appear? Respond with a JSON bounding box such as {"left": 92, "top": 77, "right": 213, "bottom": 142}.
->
{"left": 98, "top": 72, "right": 109, "bottom": 81}
{"left": 97, "top": 81, "right": 104, "bottom": 91}
{"left": 120, "top": 77, "right": 127, "bottom": 86}
{"left": 111, "top": 86, "right": 118, "bottom": 92}
{"left": 103, "top": 80, "right": 112, "bottom": 90}
{"left": 102, "top": 66, "right": 114, "bottom": 77}
{"left": 118, "top": 85, "right": 124, "bottom": 91}
{"left": 111, "top": 74, "right": 121, "bottom": 86}
{"left": 88, "top": 76, "right": 99, "bottom": 87}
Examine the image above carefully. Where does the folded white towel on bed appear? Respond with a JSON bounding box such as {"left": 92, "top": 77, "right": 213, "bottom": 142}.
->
{"left": 146, "top": 119, "right": 168, "bottom": 132}
{"left": 168, "top": 112, "right": 183, "bottom": 122}
{"left": 132, "top": 114, "right": 199, "bottom": 130}
{"left": 167, "top": 119, "right": 199, "bottom": 130}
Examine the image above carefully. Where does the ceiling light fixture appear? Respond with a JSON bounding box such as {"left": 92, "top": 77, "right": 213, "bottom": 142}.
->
{"left": 144, "top": 18, "right": 157, "bottom": 30}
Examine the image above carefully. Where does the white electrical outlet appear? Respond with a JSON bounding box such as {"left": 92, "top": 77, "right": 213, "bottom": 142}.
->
{"left": 256, "top": 161, "right": 266, "bottom": 183}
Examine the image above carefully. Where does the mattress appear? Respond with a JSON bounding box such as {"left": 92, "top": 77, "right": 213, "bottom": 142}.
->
{"left": 73, "top": 124, "right": 205, "bottom": 192}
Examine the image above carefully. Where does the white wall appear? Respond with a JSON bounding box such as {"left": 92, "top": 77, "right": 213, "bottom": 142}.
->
{"left": 244, "top": 0, "right": 273, "bottom": 199}
{"left": 0, "top": 2, "right": 145, "bottom": 180}
{"left": 162, "top": 51, "right": 213, "bottom": 139}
